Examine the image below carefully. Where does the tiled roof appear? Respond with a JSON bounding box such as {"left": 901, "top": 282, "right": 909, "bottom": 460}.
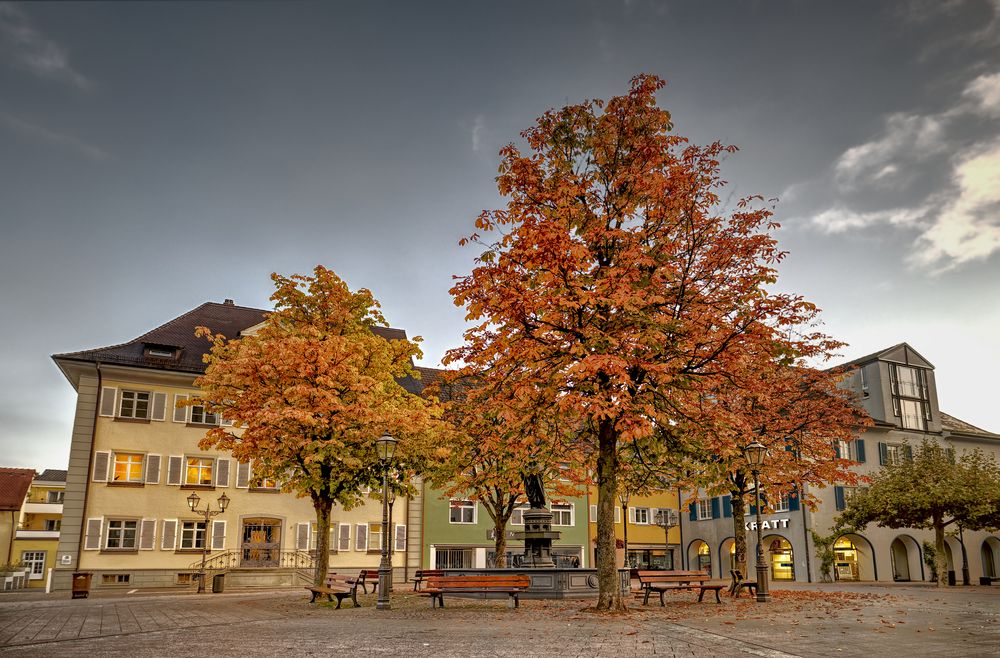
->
{"left": 0, "top": 468, "right": 35, "bottom": 511}
{"left": 940, "top": 412, "right": 999, "bottom": 438}
{"left": 53, "top": 301, "right": 410, "bottom": 377}
{"left": 837, "top": 343, "right": 909, "bottom": 368}
{"left": 35, "top": 469, "right": 67, "bottom": 483}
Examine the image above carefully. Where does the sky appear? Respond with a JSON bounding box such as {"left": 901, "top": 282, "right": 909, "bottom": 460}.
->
{"left": 2, "top": 1, "right": 999, "bottom": 470}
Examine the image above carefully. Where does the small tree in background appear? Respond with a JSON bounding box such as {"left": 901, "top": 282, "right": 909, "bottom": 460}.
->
{"left": 839, "top": 439, "right": 1000, "bottom": 586}
{"left": 191, "top": 266, "right": 444, "bottom": 586}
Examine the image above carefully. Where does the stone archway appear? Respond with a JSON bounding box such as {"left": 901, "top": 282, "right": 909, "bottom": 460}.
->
{"left": 833, "top": 533, "right": 877, "bottom": 581}
{"left": 719, "top": 537, "right": 737, "bottom": 577}
{"left": 890, "top": 535, "right": 923, "bottom": 582}
{"left": 981, "top": 537, "right": 1000, "bottom": 579}
{"left": 687, "top": 539, "right": 712, "bottom": 576}
{"left": 763, "top": 534, "right": 795, "bottom": 581}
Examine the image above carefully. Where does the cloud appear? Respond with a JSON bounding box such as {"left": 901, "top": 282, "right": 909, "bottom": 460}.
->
{"left": 908, "top": 139, "right": 1000, "bottom": 271}
{"left": 834, "top": 113, "right": 946, "bottom": 190}
{"left": 1, "top": 113, "right": 109, "bottom": 161}
{"left": 0, "top": 2, "right": 91, "bottom": 90}
{"left": 962, "top": 72, "right": 1000, "bottom": 118}
{"left": 811, "top": 205, "right": 930, "bottom": 234}
{"left": 471, "top": 114, "right": 485, "bottom": 153}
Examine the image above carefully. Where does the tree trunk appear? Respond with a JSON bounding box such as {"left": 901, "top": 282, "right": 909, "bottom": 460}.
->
{"left": 595, "top": 419, "right": 624, "bottom": 610}
{"left": 312, "top": 496, "right": 333, "bottom": 587}
{"left": 934, "top": 517, "right": 947, "bottom": 588}
{"left": 494, "top": 515, "right": 508, "bottom": 567}
{"left": 730, "top": 493, "right": 748, "bottom": 577}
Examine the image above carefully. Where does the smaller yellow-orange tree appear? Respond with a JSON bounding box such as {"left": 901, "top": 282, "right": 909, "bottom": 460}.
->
{"left": 191, "top": 266, "right": 443, "bottom": 586}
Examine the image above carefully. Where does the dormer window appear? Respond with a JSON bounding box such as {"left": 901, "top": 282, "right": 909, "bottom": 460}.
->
{"left": 889, "top": 364, "right": 930, "bottom": 431}
{"left": 148, "top": 348, "right": 175, "bottom": 358}
{"left": 859, "top": 367, "right": 869, "bottom": 398}
{"left": 144, "top": 344, "right": 180, "bottom": 361}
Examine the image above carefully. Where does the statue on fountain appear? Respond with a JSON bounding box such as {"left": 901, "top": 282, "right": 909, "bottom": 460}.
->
{"left": 522, "top": 471, "right": 547, "bottom": 509}
{"left": 516, "top": 470, "right": 560, "bottom": 567}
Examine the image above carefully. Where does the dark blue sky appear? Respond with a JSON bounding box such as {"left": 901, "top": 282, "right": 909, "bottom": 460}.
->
{"left": 2, "top": 1, "right": 999, "bottom": 468}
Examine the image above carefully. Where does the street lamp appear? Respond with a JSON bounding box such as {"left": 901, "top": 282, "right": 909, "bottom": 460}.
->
{"left": 376, "top": 432, "right": 398, "bottom": 610}
{"left": 187, "top": 491, "right": 230, "bottom": 594}
{"left": 744, "top": 441, "right": 770, "bottom": 603}
{"left": 387, "top": 486, "right": 397, "bottom": 593}
{"left": 618, "top": 491, "right": 630, "bottom": 568}
{"left": 654, "top": 508, "right": 678, "bottom": 570}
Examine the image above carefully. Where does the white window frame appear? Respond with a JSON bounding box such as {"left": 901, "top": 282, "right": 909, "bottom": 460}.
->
{"left": 634, "top": 506, "right": 651, "bottom": 525}
{"left": 551, "top": 503, "right": 573, "bottom": 526}
{"left": 696, "top": 499, "right": 712, "bottom": 521}
{"left": 190, "top": 405, "right": 220, "bottom": 426}
{"left": 119, "top": 390, "right": 151, "bottom": 419}
{"left": 106, "top": 519, "right": 139, "bottom": 550}
{"left": 180, "top": 520, "right": 207, "bottom": 549}
{"left": 112, "top": 452, "right": 145, "bottom": 483}
{"left": 368, "top": 522, "right": 383, "bottom": 553}
{"left": 837, "top": 439, "right": 851, "bottom": 460}
{"left": 21, "top": 551, "right": 46, "bottom": 579}
{"left": 511, "top": 504, "right": 531, "bottom": 525}
{"left": 885, "top": 443, "right": 904, "bottom": 466}
{"left": 449, "top": 499, "right": 476, "bottom": 524}
{"left": 46, "top": 490, "right": 65, "bottom": 503}
{"left": 184, "top": 456, "right": 215, "bottom": 486}
{"left": 772, "top": 492, "right": 790, "bottom": 513}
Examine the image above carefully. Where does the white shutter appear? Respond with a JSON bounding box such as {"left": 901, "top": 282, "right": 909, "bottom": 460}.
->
{"left": 84, "top": 518, "right": 103, "bottom": 550}
{"left": 296, "top": 523, "right": 310, "bottom": 550}
{"left": 628, "top": 507, "right": 636, "bottom": 524}
{"left": 145, "top": 454, "right": 161, "bottom": 484}
{"left": 92, "top": 451, "right": 110, "bottom": 482}
{"left": 151, "top": 392, "right": 167, "bottom": 421}
{"left": 211, "top": 520, "right": 226, "bottom": 550}
{"left": 338, "top": 523, "right": 351, "bottom": 552}
{"left": 236, "top": 462, "right": 250, "bottom": 488}
{"left": 167, "top": 456, "right": 183, "bottom": 485}
{"left": 140, "top": 519, "right": 156, "bottom": 550}
{"left": 589, "top": 505, "right": 597, "bottom": 522}
{"left": 355, "top": 524, "right": 368, "bottom": 551}
{"left": 215, "top": 459, "right": 230, "bottom": 487}
{"left": 172, "top": 394, "right": 189, "bottom": 423}
{"left": 99, "top": 387, "right": 117, "bottom": 417}
{"left": 162, "top": 519, "right": 177, "bottom": 550}
{"left": 394, "top": 523, "right": 406, "bottom": 551}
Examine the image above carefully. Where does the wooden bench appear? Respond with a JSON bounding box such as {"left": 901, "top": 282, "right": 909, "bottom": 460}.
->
{"left": 305, "top": 573, "right": 361, "bottom": 608}
{"left": 421, "top": 574, "right": 531, "bottom": 609}
{"left": 413, "top": 569, "right": 444, "bottom": 591}
{"left": 359, "top": 569, "right": 381, "bottom": 594}
{"left": 636, "top": 570, "right": 725, "bottom": 605}
{"left": 729, "top": 570, "right": 757, "bottom": 598}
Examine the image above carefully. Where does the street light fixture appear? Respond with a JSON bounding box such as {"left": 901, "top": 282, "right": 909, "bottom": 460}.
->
{"left": 744, "top": 441, "right": 770, "bottom": 603}
{"left": 618, "top": 491, "right": 630, "bottom": 568}
{"left": 375, "top": 432, "right": 397, "bottom": 610}
{"left": 654, "top": 508, "right": 678, "bottom": 570}
{"left": 187, "top": 491, "right": 229, "bottom": 594}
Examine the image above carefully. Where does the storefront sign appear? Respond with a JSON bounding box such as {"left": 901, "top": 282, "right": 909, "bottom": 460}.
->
{"left": 745, "top": 518, "right": 790, "bottom": 531}
{"left": 487, "top": 529, "right": 518, "bottom": 540}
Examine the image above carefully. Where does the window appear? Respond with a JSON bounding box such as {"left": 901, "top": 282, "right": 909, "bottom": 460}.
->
{"left": 772, "top": 492, "right": 790, "bottom": 513}
{"left": 634, "top": 507, "right": 651, "bottom": 524}
{"left": 860, "top": 367, "right": 869, "bottom": 397}
{"left": 889, "top": 364, "right": 930, "bottom": 430}
{"left": 176, "top": 573, "right": 196, "bottom": 585}
{"left": 551, "top": 503, "right": 573, "bottom": 526}
{"left": 836, "top": 439, "right": 851, "bottom": 460}
{"left": 147, "top": 348, "right": 175, "bottom": 358}
{"left": 185, "top": 457, "right": 214, "bottom": 486}
{"left": 511, "top": 504, "right": 531, "bottom": 525}
{"left": 885, "top": 444, "right": 904, "bottom": 465}
{"left": 119, "top": 390, "right": 150, "bottom": 419}
{"left": 44, "top": 519, "right": 61, "bottom": 531}
{"left": 696, "top": 500, "right": 712, "bottom": 521}
{"left": 101, "top": 574, "right": 130, "bottom": 585}
{"left": 113, "top": 453, "right": 144, "bottom": 483}
{"left": 180, "top": 521, "right": 206, "bottom": 549}
{"left": 190, "top": 405, "right": 219, "bottom": 426}
{"left": 46, "top": 490, "right": 64, "bottom": 503}
{"left": 106, "top": 520, "right": 138, "bottom": 550}
{"left": 435, "top": 548, "right": 473, "bottom": 569}
{"left": 21, "top": 551, "right": 45, "bottom": 578}
{"left": 368, "top": 522, "right": 383, "bottom": 552}
{"left": 449, "top": 500, "right": 476, "bottom": 524}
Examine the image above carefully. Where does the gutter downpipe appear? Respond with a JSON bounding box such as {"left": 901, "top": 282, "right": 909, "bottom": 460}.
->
{"left": 76, "top": 362, "right": 101, "bottom": 564}
{"left": 677, "top": 487, "right": 686, "bottom": 570}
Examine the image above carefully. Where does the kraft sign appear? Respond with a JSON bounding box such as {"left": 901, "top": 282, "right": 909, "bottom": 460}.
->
{"left": 745, "top": 518, "right": 790, "bottom": 531}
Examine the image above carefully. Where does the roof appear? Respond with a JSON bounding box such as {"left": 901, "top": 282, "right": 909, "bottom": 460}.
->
{"left": 838, "top": 342, "right": 934, "bottom": 369}
{"left": 940, "top": 412, "right": 999, "bottom": 438}
{"left": 53, "top": 300, "right": 410, "bottom": 377}
{"left": 0, "top": 468, "right": 35, "bottom": 511}
{"left": 35, "top": 469, "right": 67, "bottom": 483}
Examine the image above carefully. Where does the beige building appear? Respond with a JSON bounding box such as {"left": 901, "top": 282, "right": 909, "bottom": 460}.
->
{"left": 51, "top": 300, "right": 424, "bottom": 591}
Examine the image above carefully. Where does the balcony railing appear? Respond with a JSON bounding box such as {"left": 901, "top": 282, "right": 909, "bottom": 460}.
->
{"left": 22, "top": 502, "right": 63, "bottom": 514}
{"left": 15, "top": 530, "right": 59, "bottom": 540}
{"left": 189, "top": 549, "right": 316, "bottom": 571}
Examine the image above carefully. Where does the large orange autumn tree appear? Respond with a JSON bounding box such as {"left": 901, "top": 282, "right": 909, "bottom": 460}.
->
{"left": 191, "top": 266, "right": 443, "bottom": 586}
{"left": 448, "top": 74, "right": 849, "bottom": 609}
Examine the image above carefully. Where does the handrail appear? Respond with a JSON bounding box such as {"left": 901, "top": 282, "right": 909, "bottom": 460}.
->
{"left": 189, "top": 549, "right": 317, "bottom": 571}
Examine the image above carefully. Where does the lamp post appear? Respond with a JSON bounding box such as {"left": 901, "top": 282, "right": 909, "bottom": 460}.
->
{"left": 387, "top": 486, "right": 396, "bottom": 593}
{"left": 186, "top": 491, "right": 229, "bottom": 594}
{"left": 654, "top": 509, "right": 678, "bottom": 570}
{"left": 376, "top": 432, "right": 397, "bottom": 610}
{"left": 744, "top": 441, "right": 770, "bottom": 603}
{"left": 618, "top": 491, "right": 630, "bottom": 568}
{"left": 959, "top": 524, "right": 970, "bottom": 586}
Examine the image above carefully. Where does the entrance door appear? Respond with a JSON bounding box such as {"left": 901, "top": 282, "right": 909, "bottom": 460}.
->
{"left": 834, "top": 537, "right": 860, "bottom": 581}
{"left": 768, "top": 537, "right": 795, "bottom": 580}
{"left": 240, "top": 518, "right": 282, "bottom": 567}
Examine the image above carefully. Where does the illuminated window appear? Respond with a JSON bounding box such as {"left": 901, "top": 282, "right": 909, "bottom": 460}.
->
{"left": 185, "top": 457, "right": 214, "bottom": 486}
{"left": 113, "top": 453, "right": 144, "bottom": 483}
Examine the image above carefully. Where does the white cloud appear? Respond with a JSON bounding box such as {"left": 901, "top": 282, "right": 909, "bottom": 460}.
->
{"left": 962, "top": 71, "right": 1000, "bottom": 118}
{"left": 0, "top": 2, "right": 91, "bottom": 90}
{"left": 811, "top": 204, "right": 929, "bottom": 233}
{"left": 909, "top": 139, "right": 1000, "bottom": 271}
{"left": 1, "top": 113, "right": 109, "bottom": 161}
{"left": 471, "top": 114, "right": 485, "bottom": 153}
{"left": 834, "top": 113, "right": 946, "bottom": 190}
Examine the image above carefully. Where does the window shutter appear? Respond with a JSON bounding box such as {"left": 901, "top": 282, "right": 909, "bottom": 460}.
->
{"left": 145, "top": 454, "right": 161, "bottom": 484}
{"left": 722, "top": 495, "right": 732, "bottom": 518}
{"left": 236, "top": 462, "right": 250, "bottom": 488}
{"left": 688, "top": 502, "right": 697, "bottom": 522}
{"left": 628, "top": 507, "right": 636, "bottom": 524}
{"left": 140, "top": 519, "right": 156, "bottom": 550}
{"left": 834, "top": 486, "right": 846, "bottom": 511}
{"left": 789, "top": 490, "right": 800, "bottom": 512}
{"left": 878, "top": 442, "right": 888, "bottom": 466}
{"left": 172, "top": 394, "right": 188, "bottom": 423}
{"left": 589, "top": 505, "right": 597, "bottom": 522}
{"left": 99, "top": 387, "right": 117, "bottom": 417}
{"left": 215, "top": 459, "right": 230, "bottom": 487}
{"left": 162, "top": 519, "right": 177, "bottom": 550}
{"left": 855, "top": 439, "right": 866, "bottom": 463}
{"left": 84, "top": 518, "right": 103, "bottom": 550}
{"left": 903, "top": 444, "right": 913, "bottom": 461}
{"left": 710, "top": 497, "right": 721, "bottom": 519}
{"left": 92, "top": 451, "right": 110, "bottom": 482}
{"left": 167, "top": 456, "right": 183, "bottom": 485}
{"left": 338, "top": 523, "right": 351, "bottom": 552}
{"left": 211, "top": 520, "right": 226, "bottom": 550}
{"left": 296, "top": 523, "right": 310, "bottom": 550}
{"left": 151, "top": 392, "right": 167, "bottom": 421}
{"left": 394, "top": 523, "right": 406, "bottom": 551}
{"left": 355, "top": 523, "right": 368, "bottom": 551}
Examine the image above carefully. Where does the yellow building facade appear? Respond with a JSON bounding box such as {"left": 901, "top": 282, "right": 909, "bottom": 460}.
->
{"left": 13, "top": 470, "right": 65, "bottom": 588}
{"left": 586, "top": 488, "right": 681, "bottom": 569}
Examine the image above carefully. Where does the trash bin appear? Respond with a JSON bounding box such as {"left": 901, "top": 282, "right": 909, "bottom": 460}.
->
{"left": 212, "top": 573, "right": 225, "bottom": 593}
{"left": 72, "top": 572, "right": 92, "bottom": 599}
{"left": 947, "top": 570, "right": 956, "bottom": 586}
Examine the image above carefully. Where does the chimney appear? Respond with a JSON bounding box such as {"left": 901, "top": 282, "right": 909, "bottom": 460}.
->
{"left": 223, "top": 299, "right": 235, "bottom": 306}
